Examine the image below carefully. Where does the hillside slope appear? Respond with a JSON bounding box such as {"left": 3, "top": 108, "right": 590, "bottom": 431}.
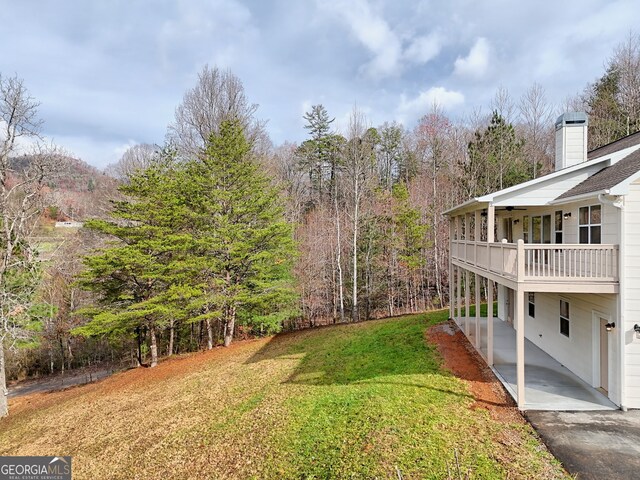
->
{"left": 0, "top": 312, "right": 566, "bottom": 479}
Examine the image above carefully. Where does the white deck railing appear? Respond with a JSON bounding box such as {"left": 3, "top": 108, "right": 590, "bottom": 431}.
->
{"left": 451, "top": 240, "right": 619, "bottom": 283}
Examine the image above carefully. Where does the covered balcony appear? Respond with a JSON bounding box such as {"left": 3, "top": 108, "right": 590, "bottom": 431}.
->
{"left": 451, "top": 239, "right": 619, "bottom": 293}
{"left": 447, "top": 205, "right": 619, "bottom": 293}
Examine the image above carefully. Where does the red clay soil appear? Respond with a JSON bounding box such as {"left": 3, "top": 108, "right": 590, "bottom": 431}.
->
{"left": 427, "top": 320, "right": 523, "bottom": 424}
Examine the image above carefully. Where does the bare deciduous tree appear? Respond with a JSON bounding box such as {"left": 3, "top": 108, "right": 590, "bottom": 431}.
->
{"left": 167, "top": 65, "right": 267, "bottom": 157}
{"left": 343, "top": 108, "right": 375, "bottom": 322}
{"left": 491, "top": 86, "right": 516, "bottom": 124}
{"left": 518, "top": 83, "right": 554, "bottom": 177}
{"left": 611, "top": 32, "right": 640, "bottom": 135}
{"left": 0, "top": 75, "right": 62, "bottom": 417}
{"left": 106, "top": 143, "right": 160, "bottom": 181}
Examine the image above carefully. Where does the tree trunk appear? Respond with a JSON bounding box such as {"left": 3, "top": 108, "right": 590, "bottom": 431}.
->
{"left": 149, "top": 324, "right": 158, "bottom": 368}
{"left": 334, "top": 185, "right": 345, "bottom": 323}
{"left": 206, "top": 317, "right": 214, "bottom": 350}
{"left": 223, "top": 307, "right": 236, "bottom": 347}
{"left": 59, "top": 337, "right": 65, "bottom": 376}
{"left": 0, "top": 344, "right": 8, "bottom": 417}
{"left": 168, "top": 320, "right": 175, "bottom": 356}
{"left": 135, "top": 326, "right": 143, "bottom": 367}
{"left": 352, "top": 177, "right": 359, "bottom": 322}
{"left": 67, "top": 342, "right": 73, "bottom": 371}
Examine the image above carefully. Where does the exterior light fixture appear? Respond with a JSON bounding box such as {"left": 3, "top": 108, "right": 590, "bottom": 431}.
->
{"left": 563, "top": 212, "right": 572, "bottom": 219}
{"left": 513, "top": 219, "right": 520, "bottom": 225}
{"left": 634, "top": 324, "right": 640, "bottom": 334}
{"left": 605, "top": 322, "right": 616, "bottom": 332}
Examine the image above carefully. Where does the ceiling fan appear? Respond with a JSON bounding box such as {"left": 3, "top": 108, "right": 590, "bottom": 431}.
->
{"left": 496, "top": 206, "right": 527, "bottom": 212}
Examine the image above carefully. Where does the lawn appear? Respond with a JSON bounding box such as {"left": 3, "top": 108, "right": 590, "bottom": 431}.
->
{"left": 0, "top": 311, "right": 566, "bottom": 479}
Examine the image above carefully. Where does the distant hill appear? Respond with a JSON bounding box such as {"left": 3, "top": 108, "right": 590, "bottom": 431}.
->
{"left": 11, "top": 154, "right": 119, "bottom": 221}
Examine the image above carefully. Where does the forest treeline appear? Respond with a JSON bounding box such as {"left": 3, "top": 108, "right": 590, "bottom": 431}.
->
{"left": 1, "top": 34, "right": 640, "bottom": 416}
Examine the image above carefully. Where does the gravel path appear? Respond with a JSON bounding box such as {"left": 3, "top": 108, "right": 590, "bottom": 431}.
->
{"left": 8, "top": 368, "right": 114, "bottom": 398}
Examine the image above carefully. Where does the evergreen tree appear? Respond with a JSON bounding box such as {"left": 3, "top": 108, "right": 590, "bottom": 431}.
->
{"left": 75, "top": 155, "right": 195, "bottom": 367}
{"left": 377, "top": 122, "right": 404, "bottom": 189}
{"left": 583, "top": 34, "right": 640, "bottom": 150}
{"left": 182, "top": 120, "right": 296, "bottom": 346}
{"left": 298, "top": 104, "right": 337, "bottom": 203}
{"left": 76, "top": 122, "right": 296, "bottom": 362}
{"left": 466, "top": 111, "right": 528, "bottom": 196}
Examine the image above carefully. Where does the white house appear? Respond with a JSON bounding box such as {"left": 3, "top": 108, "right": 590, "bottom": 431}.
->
{"left": 445, "top": 112, "right": 640, "bottom": 410}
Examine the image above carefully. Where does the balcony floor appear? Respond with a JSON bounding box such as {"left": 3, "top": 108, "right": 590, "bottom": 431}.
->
{"left": 455, "top": 315, "right": 617, "bottom": 411}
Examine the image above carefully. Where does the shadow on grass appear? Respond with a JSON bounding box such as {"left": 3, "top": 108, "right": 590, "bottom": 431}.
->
{"left": 245, "top": 311, "right": 472, "bottom": 399}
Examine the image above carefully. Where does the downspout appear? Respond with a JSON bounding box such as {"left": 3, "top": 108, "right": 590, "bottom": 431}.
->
{"left": 599, "top": 193, "right": 626, "bottom": 410}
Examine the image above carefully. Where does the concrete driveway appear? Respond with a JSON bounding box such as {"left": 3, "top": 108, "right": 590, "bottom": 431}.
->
{"left": 526, "top": 410, "right": 640, "bottom": 479}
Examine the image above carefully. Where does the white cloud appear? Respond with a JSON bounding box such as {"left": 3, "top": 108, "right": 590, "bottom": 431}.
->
{"left": 404, "top": 32, "right": 442, "bottom": 64}
{"left": 454, "top": 37, "right": 490, "bottom": 78}
{"left": 317, "top": 0, "right": 402, "bottom": 79}
{"left": 396, "top": 87, "right": 464, "bottom": 124}
{"left": 46, "top": 134, "right": 141, "bottom": 169}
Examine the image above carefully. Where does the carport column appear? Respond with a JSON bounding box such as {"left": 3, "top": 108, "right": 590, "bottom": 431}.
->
{"left": 475, "top": 273, "right": 481, "bottom": 348}
{"left": 516, "top": 286, "right": 526, "bottom": 408}
{"left": 487, "top": 280, "right": 494, "bottom": 366}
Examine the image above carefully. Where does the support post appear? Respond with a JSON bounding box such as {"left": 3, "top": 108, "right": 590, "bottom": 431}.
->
{"left": 487, "top": 204, "right": 495, "bottom": 243}
{"left": 487, "top": 280, "right": 494, "bottom": 366}
{"left": 517, "top": 239, "right": 525, "bottom": 281}
{"left": 487, "top": 204, "right": 495, "bottom": 272}
{"left": 449, "top": 218, "right": 455, "bottom": 320}
{"left": 465, "top": 270, "right": 471, "bottom": 335}
{"left": 475, "top": 273, "right": 481, "bottom": 348}
{"left": 516, "top": 286, "right": 526, "bottom": 409}
{"left": 456, "top": 265, "right": 462, "bottom": 325}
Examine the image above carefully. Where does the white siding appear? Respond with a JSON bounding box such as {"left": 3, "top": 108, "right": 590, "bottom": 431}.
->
{"left": 555, "top": 124, "right": 588, "bottom": 170}
{"left": 623, "top": 182, "right": 640, "bottom": 408}
{"left": 524, "top": 292, "right": 617, "bottom": 392}
{"left": 492, "top": 166, "right": 603, "bottom": 206}
{"left": 494, "top": 201, "right": 620, "bottom": 245}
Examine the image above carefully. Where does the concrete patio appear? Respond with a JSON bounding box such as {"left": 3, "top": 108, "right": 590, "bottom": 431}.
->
{"left": 454, "top": 315, "right": 617, "bottom": 411}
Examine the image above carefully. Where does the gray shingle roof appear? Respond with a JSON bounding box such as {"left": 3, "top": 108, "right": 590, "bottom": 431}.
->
{"left": 556, "top": 148, "right": 640, "bottom": 200}
{"left": 587, "top": 130, "right": 640, "bottom": 160}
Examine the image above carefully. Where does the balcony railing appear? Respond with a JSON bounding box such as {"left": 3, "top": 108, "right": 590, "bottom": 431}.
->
{"left": 451, "top": 240, "right": 619, "bottom": 283}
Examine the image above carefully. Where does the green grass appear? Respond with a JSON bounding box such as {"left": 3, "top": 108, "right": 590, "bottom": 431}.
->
{"left": 458, "top": 301, "right": 498, "bottom": 318}
{"left": 0, "top": 311, "right": 566, "bottom": 479}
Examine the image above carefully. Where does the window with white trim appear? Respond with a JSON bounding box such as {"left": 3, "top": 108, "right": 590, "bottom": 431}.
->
{"left": 555, "top": 211, "right": 563, "bottom": 243}
{"left": 560, "top": 300, "right": 570, "bottom": 337}
{"left": 579, "top": 205, "right": 601, "bottom": 244}
{"left": 528, "top": 292, "right": 535, "bottom": 318}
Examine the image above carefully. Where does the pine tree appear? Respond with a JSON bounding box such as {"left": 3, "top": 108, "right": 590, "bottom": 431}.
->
{"left": 182, "top": 120, "right": 297, "bottom": 346}
{"left": 75, "top": 155, "right": 196, "bottom": 367}
{"left": 298, "top": 104, "right": 338, "bottom": 203}
{"left": 466, "top": 111, "right": 528, "bottom": 196}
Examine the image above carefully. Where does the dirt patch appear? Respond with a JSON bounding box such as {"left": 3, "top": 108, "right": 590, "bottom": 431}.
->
{"left": 427, "top": 320, "right": 522, "bottom": 423}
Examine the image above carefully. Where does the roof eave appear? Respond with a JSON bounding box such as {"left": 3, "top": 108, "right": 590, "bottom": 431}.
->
{"left": 610, "top": 169, "right": 640, "bottom": 195}
{"left": 443, "top": 198, "right": 486, "bottom": 216}
{"left": 549, "top": 189, "right": 609, "bottom": 205}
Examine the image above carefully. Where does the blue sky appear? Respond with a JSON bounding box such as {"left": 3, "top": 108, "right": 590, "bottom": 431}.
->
{"left": 1, "top": 0, "right": 637, "bottom": 168}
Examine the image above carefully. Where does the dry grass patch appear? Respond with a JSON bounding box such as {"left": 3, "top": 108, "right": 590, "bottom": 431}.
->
{"left": 0, "top": 312, "right": 568, "bottom": 479}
